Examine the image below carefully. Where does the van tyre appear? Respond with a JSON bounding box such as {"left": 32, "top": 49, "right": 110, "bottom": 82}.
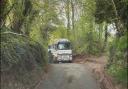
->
{"left": 69, "top": 60, "right": 72, "bottom": 63}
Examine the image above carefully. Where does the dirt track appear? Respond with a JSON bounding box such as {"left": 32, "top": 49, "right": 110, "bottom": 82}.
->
{"left": 34, "top": 56, "right": 125, "bottom": 89}
{"left": 35, "top": 63, "right": 100, "bottom": 89}
{"left": 72, "top": 56, "right": 126, "bottom": 89}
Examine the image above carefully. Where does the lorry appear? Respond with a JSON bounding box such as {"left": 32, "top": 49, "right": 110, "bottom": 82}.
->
{"left": 48, "top": 38, "right": 72, "bottom": 63}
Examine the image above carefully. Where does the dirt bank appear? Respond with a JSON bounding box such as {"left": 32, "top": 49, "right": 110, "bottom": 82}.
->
{"left": 73, "top": 55, "right": 126, "bottom": 89}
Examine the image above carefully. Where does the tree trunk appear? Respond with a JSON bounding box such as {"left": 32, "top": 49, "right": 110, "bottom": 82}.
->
{"left": 111, "top": 0, "right": 123, "bottom": 37}
{"left": 71, "top": 0, "right": 74, "bottom": 31}
{"left": 11, "top": 0, "right": 32, "bottom": 33}
{"left": 66, "top": 0, "right": 70, "bottom": 37}
{"left": 102, "top": 24, "right": 108, "bottom": 52}
{"left": 0, "top": 0, "right": 6, "bottom": 27}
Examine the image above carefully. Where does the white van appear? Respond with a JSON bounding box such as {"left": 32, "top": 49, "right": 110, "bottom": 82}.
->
{"left": 49, "top": 39, "right": 72, "bottom": 63}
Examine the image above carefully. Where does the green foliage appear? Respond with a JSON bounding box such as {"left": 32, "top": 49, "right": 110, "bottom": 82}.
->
{"left": 95, "top": 0, "right": 128, "bottom": 25}
{"left": 1, "top": 0, "right": 127, "bottom": 88}
{"left": 49, "top": 26, "right": 67, "bottom": 43}
{"left": 48, "top": 0, "right": 105, "bottom": 56}
{"left": 107, "top": 32, "right": 128, "bottom": 86}
{"left": 118, "top": 35, "right": 127, "bottom": 50}
{"left": 95, "top": 0, "right": 114, "bottom": 23}
{"left": 108, "top": 64, "right": 127, "bottom": 86}
{"left": 1, "top": 32, "right": 47, "bottom": 89}
{"left": 1, "top": 33, "right": 47, "bottom": 71}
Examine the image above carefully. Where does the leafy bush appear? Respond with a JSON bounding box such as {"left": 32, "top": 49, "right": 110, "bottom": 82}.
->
{"left": 1, "top": 32, "right": 47, "bottom": 89}
{"left": 108, "top": 64, "right": 127, "bottom": 86}
{"left": 107, "top": 33, "right": 128, "bottom": 86}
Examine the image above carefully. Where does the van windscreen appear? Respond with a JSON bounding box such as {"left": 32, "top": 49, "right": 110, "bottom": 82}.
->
{"left": 57, "top": 42, "right": 70, "bottom": 50}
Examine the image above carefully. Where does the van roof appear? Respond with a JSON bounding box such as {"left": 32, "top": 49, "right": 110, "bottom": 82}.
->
{"left": 57, "top": 39, "right": 70, "bottom": 43}
{"left": 49, "top": 38, "right": 70, "bottom": 45}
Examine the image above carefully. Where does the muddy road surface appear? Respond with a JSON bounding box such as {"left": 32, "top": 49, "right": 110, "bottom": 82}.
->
{"left": 35, "top": 63, "right": 100, "bottom": 89}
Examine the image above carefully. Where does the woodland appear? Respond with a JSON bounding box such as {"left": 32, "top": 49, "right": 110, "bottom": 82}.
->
{"left": 0, "top": 0, "right": 128, "bottom": 89}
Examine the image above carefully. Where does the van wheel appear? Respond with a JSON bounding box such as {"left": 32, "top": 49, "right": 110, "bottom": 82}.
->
{"left": 69, "top": 61, "right": 72, "bottom": 63}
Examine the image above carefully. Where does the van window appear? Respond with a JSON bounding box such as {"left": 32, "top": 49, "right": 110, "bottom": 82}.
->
{"left": 57, "top": 42, "right": 70, "bottom": 50}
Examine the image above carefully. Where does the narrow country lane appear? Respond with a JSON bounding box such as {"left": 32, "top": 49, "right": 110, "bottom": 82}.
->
{"left": 35, "top": 63, "right": 100, "bottom": 89}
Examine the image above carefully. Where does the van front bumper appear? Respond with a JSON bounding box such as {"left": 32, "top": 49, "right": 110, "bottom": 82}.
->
{"left": 57, "top": 54, "right": 72, "bottom": 61}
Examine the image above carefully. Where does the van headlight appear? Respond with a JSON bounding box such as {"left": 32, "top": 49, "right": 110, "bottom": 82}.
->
{"left": 70, "top": 55, "right": 72, "bottom": 60}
